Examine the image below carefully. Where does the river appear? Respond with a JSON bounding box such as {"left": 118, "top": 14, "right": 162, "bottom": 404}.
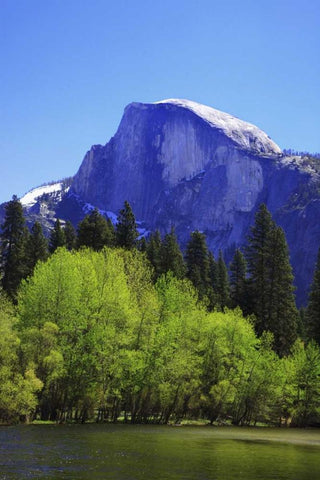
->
{"left": 1, "top": 424, "right": 320, "bottom": 479}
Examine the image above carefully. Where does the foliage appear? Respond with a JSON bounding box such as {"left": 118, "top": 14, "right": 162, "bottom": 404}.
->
{"left": 215, "top": 250, "right": 230, "bottom": 310}
{"left": 0, "top": 293, "right": 42, "bottom": 422}
{"left": 185, "top": 230, "right": 211, "bottom": 301}
{"left": 159, "top": 228, "right": 186, "bottom": 279}
{"left": 1, "top": 199, "right": 320, "bottom": 425}
{"left": 49, "top": 219, "right": 66, "bottom": 253}
{"left": 229, "top": 248, "right": 247, "bottom": 312}
{"left": 25, "top": 221, "right": 49, "bottom": 276}
{"left": 281, "top": 340, "right": 320, "bottom": 427}
{"left": 0, "top": 196, "right": 29, "bottom": 299}
{"left": 146, "top": 230, "right": 162, "bottom": 279}
{"left": 63, "top": 221, "right": 77, "bottom": 250}
{"left": 245, "top": 204, "right": 298, "bottom": 356}
{"left": 116, "top": 201, "right": 138, "bottom": 249}
{"left": 77, "top": 209, "right": 115, "bottom": 250}
{"left": 305, "top": 248, "right": 320, "bottom": 344}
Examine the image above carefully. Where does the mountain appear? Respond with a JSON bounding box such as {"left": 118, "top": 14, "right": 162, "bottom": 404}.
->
{"left": 2, "top": 99, "right": 320, "bottom": 305}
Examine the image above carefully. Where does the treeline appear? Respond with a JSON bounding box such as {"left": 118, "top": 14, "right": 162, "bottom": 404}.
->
{"left": 283, "top": 148, "right": 320, "bottom": 159}
{"left": 0, "top": 197, "right": 320, "bottom": 425}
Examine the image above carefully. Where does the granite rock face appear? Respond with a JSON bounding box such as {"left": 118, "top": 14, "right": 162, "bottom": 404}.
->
{"left": 70, "top": 99, "right": 320, "bottom": 305}
{"left": 2, "top": 99, "right": 319, "bottom": 305}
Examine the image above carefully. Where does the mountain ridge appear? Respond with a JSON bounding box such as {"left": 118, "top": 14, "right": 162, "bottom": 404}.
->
{"left": 1, "top": 99, "right": 320, "bottom": 305}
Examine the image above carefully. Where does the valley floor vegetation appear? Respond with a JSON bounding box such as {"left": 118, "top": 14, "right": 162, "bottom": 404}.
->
{"left": 0, "top": 197, "right": 320, "bottom": 426}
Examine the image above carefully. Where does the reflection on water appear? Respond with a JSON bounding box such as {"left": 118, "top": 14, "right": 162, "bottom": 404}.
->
{"left": 0, "top": 424, "right": 320, "bottom": 479}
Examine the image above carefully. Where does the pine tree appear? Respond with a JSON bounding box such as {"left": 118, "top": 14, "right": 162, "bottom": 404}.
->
{"left": 146, "top": 230, "right": 162, "bottom": 279}
{"left": 208, "top": 252, "right": 218, "bottom": 289}
{"left": 137, "top": 236, "right": 147, "bottom": 252}
{"left": 230, "top": 248, "right": 247, "bottom": 311}
{"left": 49, "top": 219, "right": 66, "bottom": 253}
{"left": 266, "top": 226, "right": 298, "bottom": 356}
{"left": 63, "top": 221, "right": 77, "bottom": 251}
{"left": 77, "top": 209, "right": 115, "bottom": 251}
{"left": 245, "top": 204, "right": 275, "bottom": 333}
{"left": 115, "top": 201, "right": 138, "bottom": 249}
{"left": 25, "top": 221, "right": 48, "bottom": 275}
{"left": 0, "top": 196, "right": 29, "bottom": 298}
{"left": 159, "top": 227, "right": 186, "bottom": 279}
{"left": 216, "top": 250, "right": 230, "bottom": 309}
{"left": 185, "top": 231, "right": 210, "bottom": 300}
{"left": 245, "top": 204, "right": 298, "bottom": 356}
{"left": 306, "top": 247, "right": 320, "bottom": 344}
{"left": 207, "top": 252, "right": 218, "bottom": 309}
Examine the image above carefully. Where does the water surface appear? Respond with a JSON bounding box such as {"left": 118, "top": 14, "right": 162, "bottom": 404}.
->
{"left": 1, "top": 424, "right": 320, "bottom": 479}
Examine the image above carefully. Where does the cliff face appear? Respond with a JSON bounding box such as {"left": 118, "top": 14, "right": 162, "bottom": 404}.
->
{"left": 1, "top": 99, "right": 318, "bottom": 305}
{"left": 70, "top": 99, "right": 320, "bottom": 305}
{"left": 71, "top": 100, "right": 281, "bottom": 229}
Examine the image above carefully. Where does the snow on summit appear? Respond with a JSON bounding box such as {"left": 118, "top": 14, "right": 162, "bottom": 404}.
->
{"left": 20, "top": 182, "right": 64, "bottom": 207}
{"left": 155, "top": 99, "right": 282, "bottom": 155}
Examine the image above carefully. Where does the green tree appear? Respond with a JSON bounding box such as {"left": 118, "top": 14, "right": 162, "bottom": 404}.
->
{"left": 153, "top": 274, "right": 204, "bottom": 423}
{"left": 216, "top": 250, "right": 230, "bottom": 309}
{"left": 305, "top": 247, "right": 320, "bottom": 344}
{"left": 246, "top": 204, "right": 275, "bottom": 329}
{"left": 245, "top": 204, "right": 298, "bottom": 356}
{"left": 63, "top": 221, "right": 77, "bottom": 251}
{"left": 77, "top": 209, "right": 114, "bottom": 250}
{"left": 146, "top": 230, "right": 162, "bottom": 279}
{"left": 185, "top": 231, "right": 210, "bottom": 300}
{"left": 25, "top": 221, "right": 48, "bottom": 276}
{"left": 199, "top": 308, "right": 280, "bottom": 425}
{"left": 0, "top": 293, "right": 42, "bottom": 422}
{"left": 0, "top": 196, "right": 29, "bottom": 298}
{"left": 229, "top": 248, "right": 247, "bottom": 311}
{"left": 285, "top": 340, "right": 320, "bottom": 427}
{"left": 159, "top": 228, "right": 186, "bottom": 279}
{"left": 137, "top": 236, "right": 147, "bottom": 252}
{"left": 116, "top": 201, "right": 138, "bottom": 249}
{"left": 207, "top": 252, "right": 218, "bottom": 309}
{"left": 266, "top": 226, "right": 298, "bottom": 356}
{"left": 49, "top": 219, "right": 66, "bottom": 253}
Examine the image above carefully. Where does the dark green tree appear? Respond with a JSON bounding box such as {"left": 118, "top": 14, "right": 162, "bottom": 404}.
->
{"left": 137, "top": 236, "right": 147, "bottom": 252}
{"left": 159, "top": 227, "right": 186, "bottom": 279}
{"left": 146, "top": 230, "right": 162, "bottom": 279}
{"left": 63, "top": 221, "right": 77, "bottom": 251}
{"left": 25, "top": 221, "right": 48, "bottom": 275}
{"left": 0, "top": 196, "right": 29, "bottom": 298}
{"left": 77, "top": 209, "right": 115, "bottom": 251}
{"left": 49, "top": 219, "right": 66, "bottom": 253}
{"left": 115, "top": 201, "right": 138, "bottom": 249}
{"left": 246, "top": 204, "right": 298, "bottom": 356}
{"left": 208, "top": 252, "right": 218, "bottom": 288}
{"left": 207, "top": 252, "right": 218, "bottom": 309}
{"left": 305, "top": 247, "right": 320, "bottom": 344}
{"left": 185, "top": 231, "right": 210, "bottom": 300}
{"left": 229, "top": 248, "right": 247, "bottom": 311}
{"left": 216, "top": 250, "right": 230, "bottom": 309}
{"left": 245, "top": 204, "right": 275, "bottom": 333}
{"left": 266, "top": 226, "right": 298, "bottom": 356}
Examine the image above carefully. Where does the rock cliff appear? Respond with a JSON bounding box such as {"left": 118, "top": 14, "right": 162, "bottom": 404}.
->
{"left": 3, "top": 99, "right": 320, "bottom": 305}
{"left": 69, "top": 100, "right": 320, "bottom": 305}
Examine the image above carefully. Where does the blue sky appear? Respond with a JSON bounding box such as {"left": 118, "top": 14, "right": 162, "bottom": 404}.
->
{"left": 1, "top": 0, "right": 319, "bottom": 203}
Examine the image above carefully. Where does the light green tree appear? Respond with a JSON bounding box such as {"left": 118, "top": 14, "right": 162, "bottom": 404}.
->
{"left": 0, "top": 294, "right": 42, "bottom": 422}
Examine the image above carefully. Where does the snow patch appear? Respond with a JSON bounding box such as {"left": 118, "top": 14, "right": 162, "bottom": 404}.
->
{"left": 20, "top": 183, "right": 65, "bottom": 207}
{"left": 155, "top": 99, "right": 282, "bottom": 155}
